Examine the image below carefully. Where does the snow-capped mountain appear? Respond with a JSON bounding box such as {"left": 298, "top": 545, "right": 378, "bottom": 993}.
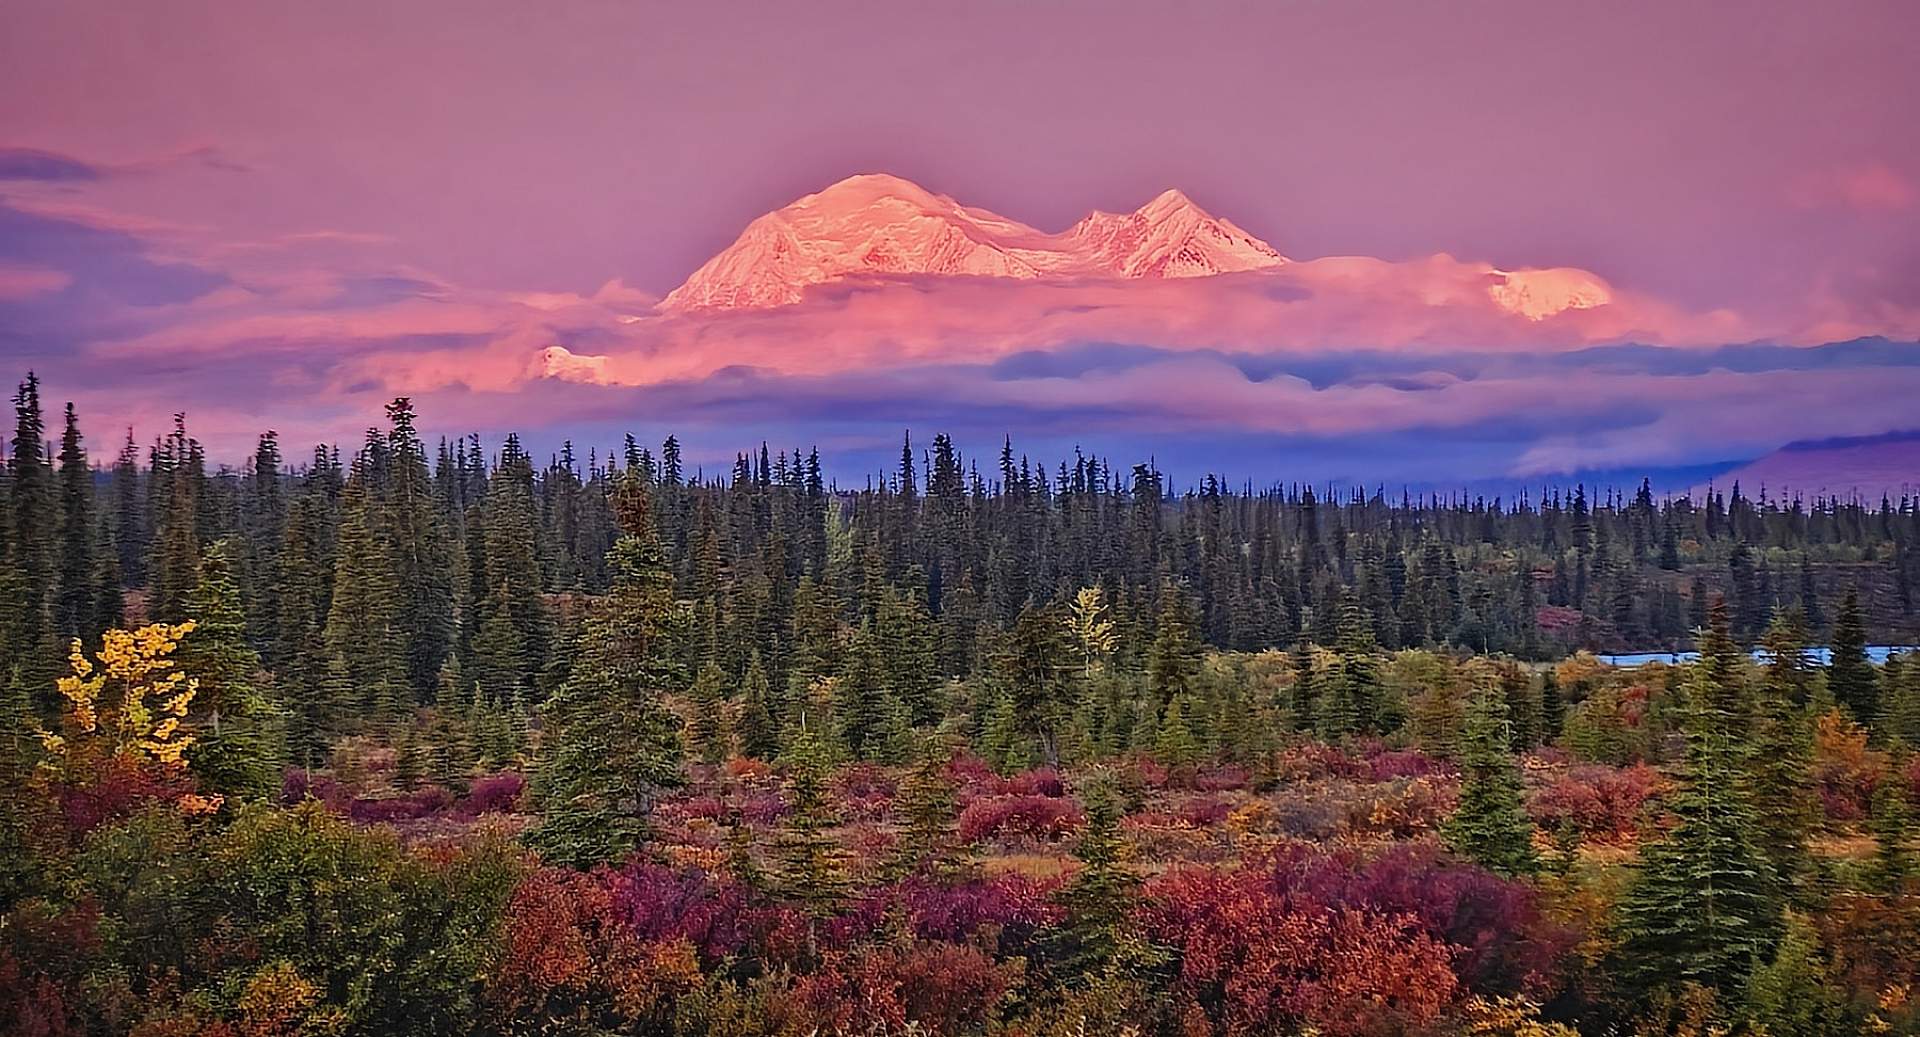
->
{"left": 660, "top": 174, "right": 1288, "bottom": 311}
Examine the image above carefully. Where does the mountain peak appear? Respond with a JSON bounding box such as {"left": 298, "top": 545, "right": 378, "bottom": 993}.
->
{"left": 660, "top": 175, "right": 1288, "bottom": 311}
{"left": 1137, "top": 187, "right": 1200, "bottom": 216}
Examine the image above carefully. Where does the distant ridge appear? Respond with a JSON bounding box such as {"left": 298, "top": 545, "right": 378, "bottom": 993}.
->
{"left": 1702, "top": 429, "right": 1920, "bottom": 500}
{"left": 660, "top": 173, "right": 1288, "bottom": 311}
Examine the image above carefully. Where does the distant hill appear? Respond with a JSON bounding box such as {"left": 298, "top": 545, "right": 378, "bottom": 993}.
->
{"left": 1705, "top": 429, "right": 1920, "bottom": 501}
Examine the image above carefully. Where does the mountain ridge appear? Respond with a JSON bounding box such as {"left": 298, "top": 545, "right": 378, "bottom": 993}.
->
{"left": 659, "top": 173, "right": 1289, "bottom": 311}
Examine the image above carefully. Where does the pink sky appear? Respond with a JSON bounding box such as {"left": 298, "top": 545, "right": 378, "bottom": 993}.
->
{"left": 5, "top": 0, "right": 1914, "bottom": 311}
{"left": 1, "top": 0, "right": 1917, "bottom": 482}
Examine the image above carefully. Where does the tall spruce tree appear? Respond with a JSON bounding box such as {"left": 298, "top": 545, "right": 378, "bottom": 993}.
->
{"left": 322, "top": 466, "right": 404, "bottom": 720}
{"left": 181, "top": 541, "right": 282, "bottom": 800}
{"left": 1750, "top": 615, "right": 1817, "bottom": 889}
{"left": 382, "top": 399, "right": 454, "bottom": 700}
{"left": 1445, "top": 674, "right": 1539, "bottom": 876}
{"left": 52, "top": 403, "right": 96, "bottom": 646}
{"left": 526, "top": 477, "right": 687, "bottom": 869}
{"left": 1616, "top": 602, "right": 1779, "bottom": 998}
{"left": 1828, "top": 588, "right": 1876, "bottom": 724}
{"left": 6, "top": 375, "right": 57, "bottom": 700}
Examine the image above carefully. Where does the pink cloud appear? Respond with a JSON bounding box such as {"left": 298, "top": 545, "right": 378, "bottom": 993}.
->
{"left": 0, "top": 264, "right": 70, "bottom": 299}
{"left": 1792, "top": 162, "right": 1917, "bottom": 212}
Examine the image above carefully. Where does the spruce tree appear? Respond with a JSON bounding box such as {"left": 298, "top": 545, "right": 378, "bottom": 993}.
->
{"left": 736, "top": 650, "right": 779, "bottom": 760}
{"left": 382, "top": 399, "right": 454, "bottom": 700}
{"left": 322, "top": 467, "right": 404, "bottom": 720}
{"left": 52, "top": 403, "right": 96, "bottom": 646}
{"left": 1146, "top": 582, "right": 1201, "bottom": 706}
{"left": 1154, "top": 694, "right": 1202, "bottom": 772}
{"left": 274, "top": 492, "right": 333, "bottom": 767}
{"left": 147, "top": 416, "right": 205, "bottom": 623}
{"left": 1750, "top": 615, "right": 1817, "bottom": 889}
{"left": 1050, "top": 779, "right": 1142, "bottom": 980}
{"left": 526, "top": 478, "right": 687, "bottom": 869}
{"left": 1828, "top": 588, "right": 1876, "bottom": 723}
{"left": 6, "top": 375, "right": 57, "bottom": 701}
{"left": 688, "top": 660, "right": 728, "bottom": 764}
{"left": 1882, "top": 651, "right": 1920, "bottom": 746}
{"left": 1445, "top": 675, "right": 1539, "bottom": 876}
{"left": 1867, "top": 756, "right": 1912, "bottom": 894}
{"left": 181, "top": 541, "right": 282, "bottom": 800}
{"left": 1616, "top": 604, "right": 1780, "bottom": 998}
{"left": 890, "top": 741, "right": 959, "bottom": 876}
{"left": 482, "top": 436, "right": 552, "bottom": 690}
{"left": 772, "top": 721, "right": 851, "bottom": 923}
{"left": 978, "top": 685, "right": 1031, "bottom": 775}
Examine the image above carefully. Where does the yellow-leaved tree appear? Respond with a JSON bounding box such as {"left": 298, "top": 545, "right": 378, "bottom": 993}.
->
{"left": 35, "top": 621, "right": 221, "bottom": 814}
{"left": 1066, "top": 586, "right": 1118, "bottom": 676}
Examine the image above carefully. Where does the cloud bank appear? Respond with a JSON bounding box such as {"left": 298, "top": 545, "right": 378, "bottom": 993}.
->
{"left": 3, "top": 146, "right": 1920, "bottom": 488}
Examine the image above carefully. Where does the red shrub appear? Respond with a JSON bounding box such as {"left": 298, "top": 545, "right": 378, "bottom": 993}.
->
{"left": 773, "top": 945, "right": 1007, "bottom": 1037}
{"left": 669, "top": 795, "right": 730, "bottom": 822}
{"left": 53, "top": 755, "right": 199, "bottom": 835}
{"left": 1143, "top": 865, "right": 1460, "bottom": 1037}
{"left": 833, "top": 763, "right": 897, "bottom": 822}
{"left": 1365, "top": 748, "right": 1448, "bottom": 781}
{"left": 736, "top": 790, "right": 790, "bottom": 826}
{"left": 1192, "top": 764, "right": 1251, "bottom": 792}
{"left": 1001, "top": 767, "right": 1066, "bottom": 798}
{"left": 956, "top": 794, "right": 1084, "bottom": 845}
{"left": 346, "top": 786, "right": 453, "bottom": 823}
{"left": 488, "top": 868, "right": 702, "bottom": 1027}
{"left": 0, "top": 953, "right": 78, "bottom": 1037}
{"left": 462, "top": 771, "right": 526, "bottom": 815}
{"left": 1527, "top": 763, "right": 1662, "bottom": 842}
{"left": 1812, "top": 711, "right": 1885, "bottom": 823}
{"left": 846, "top": 874, "right": 1063, "bottom": 947}
{"left": 1174, "top": 795, "right": 1234, "bottom": 827}
{"left": 606, "top": 862, "right": 756, "bottom": 963}
{"left": 1274, "top": 743, "right": 1367, "bottom": 782}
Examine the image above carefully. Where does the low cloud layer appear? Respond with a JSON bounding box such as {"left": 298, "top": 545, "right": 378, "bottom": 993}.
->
{"left": 4, "top": 148, "right": 1919, "bottom": 488}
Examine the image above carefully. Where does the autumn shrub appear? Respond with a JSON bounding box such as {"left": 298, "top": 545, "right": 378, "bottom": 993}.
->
{"left": 736, "top": 789, "right": 790, "bottom": 826}
{"left": 878, "top": 873, "right": 1061, "bottom": 946}
{"left": 1343, "top": 775, "right": 1458, "bottom": 839}
{"left": 1192, "top": 763, "right": 1251, "bottom": 792}
{"left": 1562, "top": 684, "right": 1655, "bottom": 765}
{"left": 770, "top": 944, "right": 1008, "bottom": 1037}
{"left": 1001, "top": 766, "right": 1066, "bottom": 798}
{"left": 1812, "top": 710, "right": 1886, "bottom": 823}
{"left": 1526, "top": 763, "right": 1663, "bottom": 843}
{"left": 1274, "top": 742, "right": 1367, "bottom": 783}
{"left": 461, "top": 771, "right": 526, "bottom": 815}
{"left": 956, "top": 793, "right": 1084, "bottom": 846}
{"left": 491, "top": 866, "right": 702, "bottom": 1030}
{"left": 607, "top": 861, "right": 757, "bottom": 963}
{"left": 1266, "top": 785, "right": 1346, "bottom": 841}
{"left": 1173, "top": 794, "right": 1234, "bottom": 827}
{"left": 1812, "top": 891, "right": 1920, "bottom": 1026}
{"left": 1143, "top": 863, "right": 1460, "bottom": 1037}
{"left": 346, "top": 786, "right": 453, "bottom": 823}
{"left": 1365, "top": 747, "right": 1449, "bottom": 781}
{"left": 833, "top": 763, "right": 897, "bottom": 822}
{"left": 49, "top": 753, "right": 202, "bottom": 837}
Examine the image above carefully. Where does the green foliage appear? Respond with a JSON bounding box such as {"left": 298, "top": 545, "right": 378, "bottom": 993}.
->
{"left": 181, "top": 540, "right": 284, "bottom": 801}
{"left": 1828, "top": 588, "right": 1875, "bottom": 723}
{"left": 1445, "top": 674, "right": 1539, "bottom": 877}
{"left": 1750, "top": 614, "right": 1818, "bottom": 889}
{"left": 1615, "top": 602, "right": 1781, "bottom": 999}
{"left": 527, "top": 485, "right": 687, "bottom": 870}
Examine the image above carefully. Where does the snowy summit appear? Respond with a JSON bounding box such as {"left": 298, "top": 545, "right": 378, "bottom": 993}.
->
{"left": 659, "top": 174, "right": 1289, "bottom": 311}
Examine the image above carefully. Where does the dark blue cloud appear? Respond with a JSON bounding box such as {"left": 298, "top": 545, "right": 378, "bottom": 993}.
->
{"left": 0, "top": 201, "right": 228, "bottom": 356}
{"left": 0, "top": 147, "right": 101, "bottom": 182}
